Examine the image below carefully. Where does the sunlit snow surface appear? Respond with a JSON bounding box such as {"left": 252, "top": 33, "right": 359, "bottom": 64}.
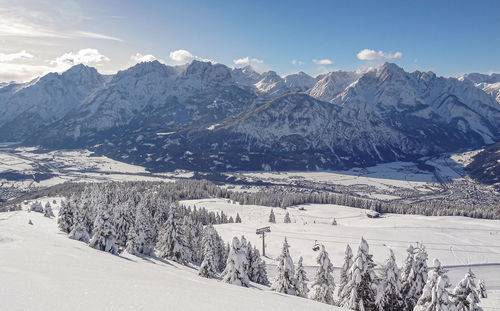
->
{"left": 0, "top": 202, "right": 342, "bottom": 311}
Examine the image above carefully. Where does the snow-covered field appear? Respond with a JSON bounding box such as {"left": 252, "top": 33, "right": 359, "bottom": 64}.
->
{"left": 1, "top": 196, "right": 498, "bottom": 310}
{"left": 0, "top": 203, "right": 343, "bottom": 311}
{"left": 0, "top": 147, "right": 193, "bottom": 200}
{"left": 180, "top": 199, "right": 500, "bottom": 289}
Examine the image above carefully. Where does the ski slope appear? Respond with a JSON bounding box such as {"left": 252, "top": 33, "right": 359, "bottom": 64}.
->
{"left": 180, "top": 199, "right": 500, "bottom": 289}
{"left": 0, "top": 204, "right": 344, "bottom": 311}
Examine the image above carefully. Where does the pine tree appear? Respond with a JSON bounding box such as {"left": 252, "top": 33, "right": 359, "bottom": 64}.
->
{"left": 378, "top": 249, "right": 404, "bottom": 311}
{"left": 340, "top": 237, "right": 377, "bottom": 311}
{"left": 57, "top": 199, "right": 74, "bottom": 233}
{"left": 68, "top": 202, "right": 91, "bottom": 243}
{"left": 228, "top": 216, "right": 234, "bottom": 223}
{"left": 338, "top": 244, "right": 353, "bottom": 297}
{"left": 452, "top": 270, "right": 483, "bottom": 311}
{"left": 156, "top": 208, "right": 191, "bottom": 264}
{"left": 294, "top": 256, "right": 309, "bottom": 298}
{"left": 43, "top": 202, "right": 54, "bottom": 218}
{"left": 268, "top": 209, "right": 276, "bottom": 223}
{"left": 413, "top": 244, "right": 429, "bottom": 303}
{"left": 89, "top": 206, "right": 118, "bottom": 254}
{"left": 401, "top": 244, "right": 419, "bottom": 310}
{"left": 477, "top": 279, "right": 487, "bottom": 299}
{"left": 235, "top": 213, "right": 242, "bottom": 223}
{"left": 199, "top": 235, "right": 218, "bottom": 278}
{"left": 332, "top": 218, "right": 337, "bottom": 225}
{"left": 221, "top": 236, "right": 249, "bottom": 287}
{"left": 251, "top": 246, "right": 269, "bottom": 285}
{"left": 126, "top": 200, "right": 155, "bottom": 256}
{"left": 113, "top": 200, "right": 134, "bottom": 248}
{"left": 414, "top": 259, "right": 457, "bottom": 311}
{"left": 284, "top": 212, "right": 291, "bottom": 223}
{"left": 271, "top": 238, "right": 296, "bottom": 295}
{"left": 311, "top": 245, "right": 335, "bottom": 305}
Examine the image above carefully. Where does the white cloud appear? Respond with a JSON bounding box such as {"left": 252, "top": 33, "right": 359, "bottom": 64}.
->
{"left": 50, "top": 48, "right": 110, "bottom": 66}
{"left": 357, "top": 49, "right": 403, "bottom": 60}
{"left": 233, "top": 56, "right": 249, "bottom": 65}
{"left": 312, "top": 59, "right": 333, "bottom": 65}
{"left": 0, "top": 50, "right": 34, "bottom": 62}
{"left": 233, "top": 56, "right": 264, "bottom": 66}
{"left": 131, "top": 53, "right": 157, "bottom": 63}
{"left": 169, "top": 49, "right": 195, "bottom": 63}
{"left": 292, "top": 59, "right": 304, "bottom": 66}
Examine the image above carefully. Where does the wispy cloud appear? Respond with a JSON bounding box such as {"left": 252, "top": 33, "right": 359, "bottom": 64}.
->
{"left": 0, "top": 7, "right": 122, "bottom": 41}
{"left": 0, "top": 48, "right": 110, "bottom": 82}
{"left": 292, "top": 59, "right": 304, "bottom": 66}
{"left": 0, "top": 50, "right": 34, "bottom": 62}
{"left": 312, "top": 58, "right": 333, "bottom": 65}
{"left": 357, "top": 49, "right": 402, "bottom": 60}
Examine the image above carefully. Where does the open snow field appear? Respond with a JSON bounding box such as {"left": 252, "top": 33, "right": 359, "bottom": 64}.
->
{"left": 0, "top": 147, "right": 193, "bottom": 201}
{"left": 1, "top": 197, "right": 498, "bottom": 310}
{"left": 180, "top": 199, "right": 500, "bottom": 290}
{"left": 0, "top": 203, "right": 342, "bottom": 311}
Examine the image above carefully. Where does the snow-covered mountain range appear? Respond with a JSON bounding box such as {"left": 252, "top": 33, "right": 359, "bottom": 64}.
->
{"left": 1, "top": 60, "right": 499, "bottom": 171}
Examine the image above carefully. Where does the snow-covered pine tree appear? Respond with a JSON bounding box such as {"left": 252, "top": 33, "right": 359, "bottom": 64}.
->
{"left": 221, "top": 241, "right": 230, "bottom": 272}
{"left": 156, "top": 207, "right": 191, "bottom": 264}
{"left": 477, "top": 279, "right": 487, "bottom": 299}
{"left": 201, "top": 225, "right": 222, "bottom": 272}
{"left": 57, "top": 199, "right": 74, "bottom": 233}
{"left": 268, "top": 209, "right": 276, "bottom": 223}
{"left": 181, "top": 215, "right": 195, "bottom": 263}
{"left": 199, "top": 235, "right": 218, "bottom": 278}
{"left": 284, "top": 212, "right": 291, "bottom": 223}
{"left": 251, "top": 246, "right": 269, "bottom": 285}
{"left": 338, "top": 244, "right": 353, "bottom": 297}
{"left": 126, "top": 200, "right": 155, "bottom": 256}
{"left": 43, "top": 202, "right": 54, "bottom": 218}
{"left": 294, "top": 256, "right": 309, "bottom": 298}
{"left": 228, "top": 216, "right": 234, "bottom": 223}
{"left": 340, "top": 237, "right": 377, "bottom": 311}
{"left": 414, "top": 259, "right": 458, "bottom": 311}
{"left": 332, "top": 218, "right": 337, "bottom": 225}
{"left": 377, "top": 249, "right": 404, "bottom": 311}
{"left": 245, "top": 240, "right": 254, "bottom": 276}
{"left": 408, "top": 244, "right": 429, "bottom": 309}
{"left": 401, "top": 244, "right": 416, "bottom": 310}
{"left": 68, "top": 201, "right": 91, "bottom": 243}
{"left": 452, "top": 269, "right": 483, "bottom": 311}
{"left": 221, "top": 236, "right": 249, "bottom": 287}
{"left": 113, "top": 200, "right": 135, "bottom": 249}
{"left": 271, "top": 238, "right": 296, "bottom": 295}
{"left": 89, "top": 206, "right": 118, "bottom": 254}
{"left": 235, "top": 213, "right": 242, "bottom": 223}
{"left": 310, "top": 245, "right": 335, "bottom": 305}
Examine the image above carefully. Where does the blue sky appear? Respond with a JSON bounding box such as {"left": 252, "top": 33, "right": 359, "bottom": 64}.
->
{"left": 1, "top": 0, "right": 499, "bottom": 81}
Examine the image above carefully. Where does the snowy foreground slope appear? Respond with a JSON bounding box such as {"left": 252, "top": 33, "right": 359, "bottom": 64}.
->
{"left": 0, "top": 206, "right": 344, "bottom": 311}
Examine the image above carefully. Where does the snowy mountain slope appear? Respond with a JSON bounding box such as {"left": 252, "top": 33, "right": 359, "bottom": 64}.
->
{"left": 460, "top": 72, "right": 500, "bottom": 85}
{"left": 331, "top": 63, "right": 500, "bottom": 147}
{"left": 307, "top": 70, "right": 361, "bottom": 102}
{"left": 1, "top": 60, "right": 499, "bottom": 172}
{"left": 254, "top": 71, "right": 289, "bottom": 96}
{"left": 284, "top": 71, "right": 317, "bottom": 92}
{"left": 0, "top": 65, "right": 105, "bottom": 141}
{"left": 0, "top": 207, "right": 344, "bottom": 311}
